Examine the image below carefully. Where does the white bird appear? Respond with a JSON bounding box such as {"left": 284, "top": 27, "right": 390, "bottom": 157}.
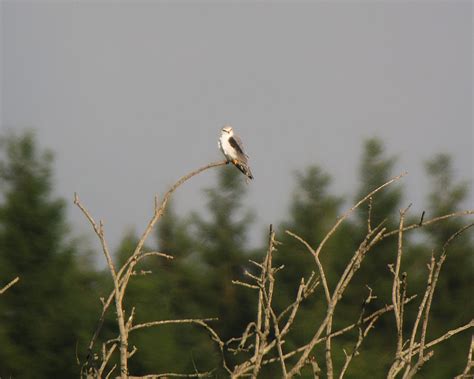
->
{"left": 218, "top": 125, "right": 254, "bottom": 180}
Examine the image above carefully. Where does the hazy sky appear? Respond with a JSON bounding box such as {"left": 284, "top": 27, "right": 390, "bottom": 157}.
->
{"left": 1, "top": 1, "right": 472, "bottom": 263}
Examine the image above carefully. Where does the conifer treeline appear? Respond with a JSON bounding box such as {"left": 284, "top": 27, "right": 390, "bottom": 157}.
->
{"left": 0, "top": 132, "right": 472, "bottom": 377}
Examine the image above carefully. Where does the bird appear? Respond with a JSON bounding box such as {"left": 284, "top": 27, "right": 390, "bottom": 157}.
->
{"left": 218, "top": 125, "right": 254, "bottom": 180}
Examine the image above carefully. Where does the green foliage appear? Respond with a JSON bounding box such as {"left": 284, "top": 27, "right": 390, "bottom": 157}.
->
{"left": 338, "top": 137, "right": 404, "bottom": 376}
{"left": 0, "top": 131, "right": 99, "bottom": 378}
{"left": 113, "top": 166, "right": 258, "bottom": 376}
{"left": 404, "top": 154, "right": 473, "bottom": 378}
{"left": 190, "top": 165, "right": 256, "bottom": 342}
{"left": 275, "top": 166, "right": 346, "bottom": 352}
{"left": 349, "top": 137, "right": 403, "bottom": 300}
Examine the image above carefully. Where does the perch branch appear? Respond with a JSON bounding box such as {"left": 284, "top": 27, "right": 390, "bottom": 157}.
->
{"left": 77, "top": 160, "right": 227, "bottom": 377}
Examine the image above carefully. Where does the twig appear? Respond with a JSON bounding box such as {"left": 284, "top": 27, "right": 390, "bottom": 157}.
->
{"left": 383, "top": 210, "right": 474, "bottom": 239}
{"left": 251, "top": 225, "right": 277, "bottom": 378}
{"left": 401, "top": 254, "right": 435, "bottom": 379}
{"left": 455, "top": 335, "right": 474, "bottom": 379}
{"left": 261, "top": 296, "right": 417, "bottom": 368}
{"left": 232, "top": 280, "right": 259, "bottom": 290}
{"left": 286, "top": 222, "right": 387, "bottom": 377}
{"left": 283, "top": 173, "right": 407, "bottom": 377}
{"left": 0, "top": 276, "right": 19, "bottom": 295}
{"left": 309, "top": 356, "right": 321, "bottom": 379}
{"left": 314, "top": 172, "right": 406, "bottom": 261}
{"left": 105, "top": 364, "right": 117, "bottom": 379}
{"left": 128, "top": 372, "right": 214, "bottom": 378}
{"left": 286, "top": 231, "right": 330, "bottom": 304}
{"left": 285, "top": 229, "right": 330, "bottom": 376}
{"left": 367, "top": 196, "right": 374, "bottom": 233}
{"left": 75, "top": 194, "right": 129, "bottom": 377}
{"left": 390, "top": 223, "right": 474, "bottom": 379}
{"left": 391, "top": 205, "right": 411, "bottom": 369}
{"left": 419, "top": 211, "right": 425, "bottom": 226}
{"left": 414, "top": 225, "right": 474, "bottom": 375}
{"left": 97, "top": 343, "right": 117, "bottom": 378}
{"left": 130, "top": 318, "right": 218, "bottom": 332}
{"left": 338, "top": 286, "right": 378, "bottom": 378}
{"left": 270, "top": 306, "right": 288, "bottom": 377}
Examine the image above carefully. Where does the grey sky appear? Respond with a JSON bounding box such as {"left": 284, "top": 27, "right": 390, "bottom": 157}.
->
{"left": 1, "top": 2, "right": 472, "bottom": 263}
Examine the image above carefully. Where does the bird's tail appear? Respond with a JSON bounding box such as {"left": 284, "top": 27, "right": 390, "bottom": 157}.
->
{"left": 235, "top": 162, "right": 254, "bottom": 180}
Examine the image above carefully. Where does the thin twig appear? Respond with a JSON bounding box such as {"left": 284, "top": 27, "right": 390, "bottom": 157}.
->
{"left": 98, "top": 343, "right": 117, "bottom": 378}
{"left": 419, "top": 211, "right": 425, "bottom": 226}
{"left": 0, "top": 276, "right": 19, "bottom": 295}
{"left": 128, "top": 372, "right": 214, "bottom": 378}
{"left": 286, "top": 223, "right": 387, "bottom": 377}
{"left": 383, "top": 210, "right": 474, "bottom": 239}
{"left": 130, "top": 318, "right": 218, "bottom": 332}
{"left": 393, "top": 223, "right": 474, "bottom": 379}
{"left": 367, "top": 196, "right": 373, "bottom": 233}
{"left": 252, "top": 225, "right": 276, "bottom": 378}
{"left": 261, "top": 296, "right": 417, "bottom": 368}
{"left": 455, "top": 335, "right": 474, "bottom": 379}
{"left": 392, "top": 206, "right": 411, "bottom": 367}
{"left": 401, "top": 254, "right": 435, "bottom": 379}
{"left": 285, "top": 231, "right": 330, "bottom": 303}
{"left": 314, "top": 172, "right": 406, "bottom": 260}
{"left": 75, "top": 194, "right": 129, "bottom": 377}
{"left": 414, "top": 225, "right": 473, "bottom": 374}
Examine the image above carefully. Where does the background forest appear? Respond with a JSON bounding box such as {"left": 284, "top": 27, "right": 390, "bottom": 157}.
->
{"left": 0, "top": 131, "right": 472, "bottom": 378}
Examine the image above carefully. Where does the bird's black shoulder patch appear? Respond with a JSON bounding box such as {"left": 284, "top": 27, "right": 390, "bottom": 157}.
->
{"left": 228, "top": 136, "right": 244, "bottom": 154}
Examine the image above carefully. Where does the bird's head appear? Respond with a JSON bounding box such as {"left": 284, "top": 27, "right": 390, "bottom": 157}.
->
{"left": 221, "top": 125, "right": 233, "bottom": 135}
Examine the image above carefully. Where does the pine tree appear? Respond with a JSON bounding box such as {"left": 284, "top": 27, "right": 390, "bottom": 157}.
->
{"left": 0, "top": 131, "right": 98, "bottom": 378}
{"left": 114, "top": 201, "right": 221, "bottom": 375}
{"left": 114, "top": 229, "right": 184, "bottom": 375}
{"left": 334, "top": 138, "right": 404, "bottom": 377}
{"left": 274, "top": 166, "right": 345, "bottom": 353}
{"left": 349, "top": 138, "right": 403, "bottom": 299}
{"left": 404, "top": 154, "right": 473, "bottom": 378}
{"left": 190, "top": 166, "right": 255, "bottom": 342}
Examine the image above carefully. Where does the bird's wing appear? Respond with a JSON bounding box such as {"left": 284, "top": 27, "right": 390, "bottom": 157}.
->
{"left": 228, "top": 135, "right": 249, "bottom": 161}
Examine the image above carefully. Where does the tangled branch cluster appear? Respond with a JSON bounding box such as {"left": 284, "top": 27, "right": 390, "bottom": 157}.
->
{"left": 76, "top": 160, "right": 474, "bottom": 379}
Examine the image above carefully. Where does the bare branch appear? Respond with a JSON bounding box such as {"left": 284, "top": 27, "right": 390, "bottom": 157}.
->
{"left": 128, "top": 372, "right": 214, "bottom": 378}
{"left": 401, "top": 254, "right": 435, "bottom": 379}
{"left": 138, "top": 251, "right": 174, "bottom": 261}
{"left": 314, "top": 172, "right": 406, "bottom": 260}
{"left": 130, "top": 318, "right": 218, "bottom": 332}
{"left": 119, "top": 160, "right": 228, "bottom": 286}
{"left": 383, "top": 210, "right": 474, "bottom": 239}
{"left": 414, "top": 224, "right": 474, "bottom": 375}
{"left": 285, "top": 231, "right": 330, "bottom": 304}
{"left": 391, "top": 222, "right": 474, "bottom": 379}
{"left": 98, "top": 343, "right": 117, "bottom": 378}
{"left": 75, "top": 194, "right": 128, "bottom": 377}
{"left": 251, "top": 225, "right": 277, "bottom": 378}
{"left": 232, "top": 280, "right": 259, "bottom": 290}
{"left": 392, "top": 205, "right": 411, "bottom": 367}
{"left": 262, "top": 296, "right": 417, "bottom": 368}
{"left": 77, "top": 160, "right": 227, "bottom": 377}
{"left": 455, "top": 335, "right": 474, "bottom": 379}
{"left": 0, "top": 276, "right": 19, "bottom": 295}
{"left": 286, "top": 222, "right": 387, "bottom": 378}
{"left": 422, "top": 320, "right": 474, "bottom": 352}
{"left": 367, "top": 196, "right": 374, "bottom": 233}
{"left": 338, "top": 286, "right": 378, "bottom": 379}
